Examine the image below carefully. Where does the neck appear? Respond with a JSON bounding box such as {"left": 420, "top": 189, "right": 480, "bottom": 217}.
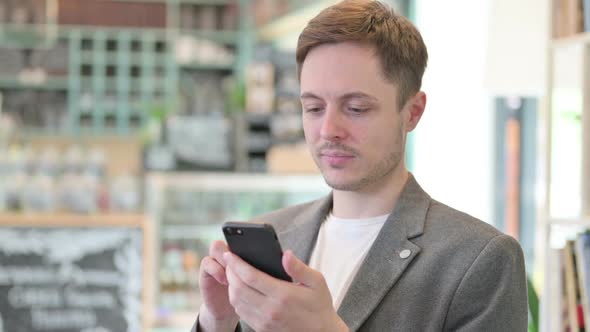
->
{"left": 332, "top": 168, "right": 409, "bottom": 219}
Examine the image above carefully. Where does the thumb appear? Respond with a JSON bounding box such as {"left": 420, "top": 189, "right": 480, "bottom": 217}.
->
{"left": 283, "top": 250, "right": 320, "bottom": 287}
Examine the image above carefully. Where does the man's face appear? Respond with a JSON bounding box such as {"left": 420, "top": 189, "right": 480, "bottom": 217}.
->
{"left": 300, "top": 42, "right": 409, "bottom": 192}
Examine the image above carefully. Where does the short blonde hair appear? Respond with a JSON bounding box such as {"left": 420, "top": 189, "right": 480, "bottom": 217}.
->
{"left": 296, "top": 0, "right": 428, "bottom": 108}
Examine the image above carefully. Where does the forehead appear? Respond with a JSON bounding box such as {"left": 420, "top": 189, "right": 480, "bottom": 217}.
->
{"left": 299, "top": 42, "right": 396, "bottom": 100}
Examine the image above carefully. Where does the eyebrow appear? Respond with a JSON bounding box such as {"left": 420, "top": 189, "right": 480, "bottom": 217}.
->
{"left": 300, "top": 91, "right": 378, "bottom": 103}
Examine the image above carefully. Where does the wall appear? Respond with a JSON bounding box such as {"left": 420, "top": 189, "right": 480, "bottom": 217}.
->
{"left": 413, "top": 0, "right": 549, "bottom": 226}
{"left": 413, "top": 0, "right": 494, "bottom": 223}
{"left": 484, "top": 0, "right": 549, "bottom": 96}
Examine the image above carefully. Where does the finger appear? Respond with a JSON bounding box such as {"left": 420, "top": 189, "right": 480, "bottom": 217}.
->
{"left": 224, "top": 252, "right": 282, "bottom": 295}
{"left": 283, "top": 250, "right": 321, "bottom": 287}
{"left": 226, "top": 266, "right": 265, "bottom": 308}
{"left": 209, "top": 240, "right": 230, "bottom": 268}
{"left": 200, "top": 256, "right": 228, "bottom": 285}
{"left": 226, "top": 267, "right": 278, "bottom": 332}
{"left": 226, "top": 291, "right": 265, "bottom": 332}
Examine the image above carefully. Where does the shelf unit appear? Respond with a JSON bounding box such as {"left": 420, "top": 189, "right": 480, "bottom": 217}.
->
{"left": 539, "top": 1, "right": 590, "bottom": 327}
{"left": 65, "top": 28, "right": 177, "bottom": 135}
{"left": 0, "top": 0, "right": 250, "bottom": 137}
{"left": 542, "top": 30, "right": 590, "bottom": 225}
{"left": 542, "top": 218, "right": 590, "bottom": 332}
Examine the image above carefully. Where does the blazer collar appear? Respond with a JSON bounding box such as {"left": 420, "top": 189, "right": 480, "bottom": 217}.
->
{"left": 278, "top": 174, "right": 429, "bottom": 256}
{"left": 277, "top": 174, "right": 431, "bottom": 331}
{"left": 390, "top": 173, "right": 430, "bottom": 239}
{"left": 278, "top": 193, "right": 333, "bottom": 264}
{"left": 337, "top": 174, "right": 431, "bottom": 330}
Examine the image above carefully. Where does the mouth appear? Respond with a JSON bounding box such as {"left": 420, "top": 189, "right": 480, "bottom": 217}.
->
{"left": 319, "top": 150, "right": 356, "bottom": 166}
{"left": 320, "top": 151, "right": 355, "bottom": 158}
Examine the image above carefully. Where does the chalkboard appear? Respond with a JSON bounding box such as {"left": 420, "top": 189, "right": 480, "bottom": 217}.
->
{"left": 0, "top": 223, "right": 145, "bottom": 332}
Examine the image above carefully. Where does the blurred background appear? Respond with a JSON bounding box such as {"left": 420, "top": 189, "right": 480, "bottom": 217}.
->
{"left": 0, "top": 0, "right": 586, "bottom": 331}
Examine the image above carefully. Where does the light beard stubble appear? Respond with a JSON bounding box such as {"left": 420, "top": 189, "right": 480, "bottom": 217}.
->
{"left": 325, "top": 149, "right": 403, "bottom": 191}
{"left": 317, "top": 128, "right": 405, "bottom": 191}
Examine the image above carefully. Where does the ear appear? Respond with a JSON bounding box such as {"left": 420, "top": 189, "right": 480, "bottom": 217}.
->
{"left": 403, "top": 91, "right": 426, "bottom": 132}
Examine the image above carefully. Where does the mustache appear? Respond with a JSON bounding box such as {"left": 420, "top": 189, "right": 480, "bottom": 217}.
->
{"left": 318, "top": 143, "right": 359, "bottom": 156}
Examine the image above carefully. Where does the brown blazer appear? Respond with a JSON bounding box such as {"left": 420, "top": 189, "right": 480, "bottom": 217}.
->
{"left": 192, "top": 175, "right": 528, "bottom": 331}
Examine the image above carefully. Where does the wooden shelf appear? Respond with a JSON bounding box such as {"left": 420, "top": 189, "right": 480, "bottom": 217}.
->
{"left": 179, "top": 30, "right": 238, "bottom": 44}
{"left": 257, "top": 0, "right": 339, "bottom": 42}
{"left": 551, "top": 31, "right": 590, "bottom": 48}
{"left": 550, "top": 217, "right": 590, "bottom": 227}
{"left": 0, "top": 212, "right": 148, "bottom": 227}
{"left": 179, "top": 62, "right": 234, "bottom": 70}
{"left": 79, "top": 51, "right": 169, "bottom": 66}
{"left": 0, "top": 76, "right": 69, "bottom": 90}
{"left": 111, "top": 0, "right": 231, "bottom": 4}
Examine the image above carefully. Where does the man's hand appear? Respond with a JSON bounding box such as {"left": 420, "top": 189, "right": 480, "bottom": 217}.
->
{"left": 224, "top": 250, "right": 350, "bottom": 332}
{"left": 198, "top": 240, "right": 240, "bottom": 332}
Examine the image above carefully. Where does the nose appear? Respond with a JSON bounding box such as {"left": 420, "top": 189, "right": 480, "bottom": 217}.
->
{"left": 320, "top": 106, "right": 347, "bottom": 141}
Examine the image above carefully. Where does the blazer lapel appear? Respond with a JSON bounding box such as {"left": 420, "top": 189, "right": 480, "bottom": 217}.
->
{"left": 278, "top": 194, "right": 333, "bottom": 264}
{"left": 337, "top": 175, "right": 430, "bottom": 331}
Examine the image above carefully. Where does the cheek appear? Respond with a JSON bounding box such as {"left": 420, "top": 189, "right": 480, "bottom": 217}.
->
{"left": 364, "top": 120, "right": 403, "bottom": 149}
{"left": 302, "top": 117, "right": 319, "bottom": 140}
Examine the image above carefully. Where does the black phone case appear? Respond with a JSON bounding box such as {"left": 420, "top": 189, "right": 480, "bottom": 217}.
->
{"left": 222, "top": 221, "right": 292, "bottom": 282}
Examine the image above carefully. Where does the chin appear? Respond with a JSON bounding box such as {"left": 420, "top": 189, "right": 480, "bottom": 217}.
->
{"left": 323, "top": 177, "right": 364, "bottom": 191}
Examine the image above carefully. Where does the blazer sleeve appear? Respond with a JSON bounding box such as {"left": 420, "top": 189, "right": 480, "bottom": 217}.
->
{"left": 443, "top": 234, "right": 528, "bottom": 332}
{"left": 189, "top": 316, "right": 242, "bottom": 332}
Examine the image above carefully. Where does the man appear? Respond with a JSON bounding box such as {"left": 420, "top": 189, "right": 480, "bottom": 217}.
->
{"left": 192, "top": 0, "right": 528, "bottom": 331}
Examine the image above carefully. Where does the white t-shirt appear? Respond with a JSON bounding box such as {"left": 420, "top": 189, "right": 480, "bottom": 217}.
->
{"left": 309, "top": 213, "right": 388, "bottom": 309}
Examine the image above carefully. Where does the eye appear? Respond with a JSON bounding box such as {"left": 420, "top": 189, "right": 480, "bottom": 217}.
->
{"left": 304, "top": 107, "right": 323, "bottom": 113}
{"left": 348, "top": 107, "right": 368, "bottom": 114}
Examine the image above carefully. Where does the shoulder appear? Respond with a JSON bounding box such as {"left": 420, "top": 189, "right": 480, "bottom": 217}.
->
{"left": 435, "top": 201, "right": 527, "bottom": 330}
{"left": 423, "top": 199, "right": 522, "bottom": 259}
{"left": 435, "top": 203, "right": 528, "bottom": 330}
{"left": 427, "top": 199, "right": 501, "bottom": 239}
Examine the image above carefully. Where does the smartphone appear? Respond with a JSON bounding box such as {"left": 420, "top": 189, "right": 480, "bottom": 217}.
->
{"left": 222, "top": 221, "right": 292, "bottom": 282}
